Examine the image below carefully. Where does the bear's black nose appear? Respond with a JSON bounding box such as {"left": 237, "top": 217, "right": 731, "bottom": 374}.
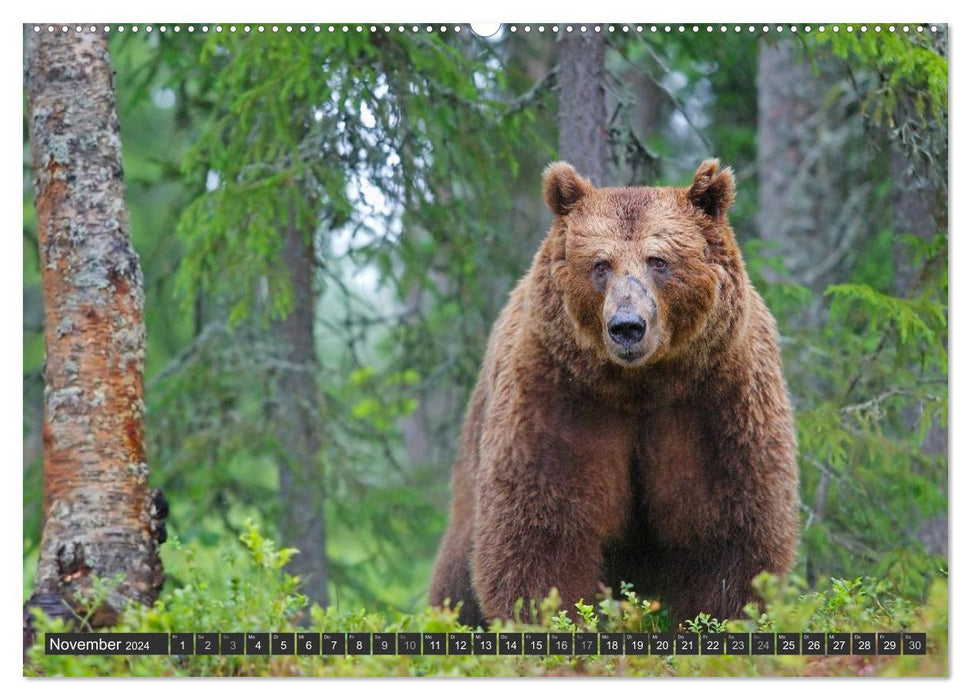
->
{"left": 608, "top": 311, "right": 646, "bottom": 345}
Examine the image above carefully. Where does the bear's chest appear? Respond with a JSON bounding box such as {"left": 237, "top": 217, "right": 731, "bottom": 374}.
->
{"left": 633, "top": 407, "right": 722, "bottom": 544}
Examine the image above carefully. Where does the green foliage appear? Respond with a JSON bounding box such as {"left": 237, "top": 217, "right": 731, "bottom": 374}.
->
{"left": 684, "top": 613, "right": 727, "bottom": 634}
{"left": 826, "top": 282, "right": 946, "bottom": 350}
{"left": 175, "top": 30, "right": 528, "bottom": 326}
{"left": 739, "top": 25, "right": 949, "bottom": 596}
{"left": 762, "top": 209, "right": 947, "bottom": 599}
{"left": 94, "top": 30, "right": 542, "bottom": 619}
{"left": 347, "top": 366, "right": 420, "bottom": 431}
{"left": 810, "top": 26, "right": 947, "bottom": 225}
{"left": 815, "top": 26, "right": 947, "bottom": 124}
{"left": 140, "top": 31, "right": 546, "bottom": 614}
{"left": 25, "top": 527, "right": 947, "bottom": 677}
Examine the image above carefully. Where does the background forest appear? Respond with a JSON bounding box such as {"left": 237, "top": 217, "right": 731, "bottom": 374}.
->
{"left": 22, "top": 23, "right": 948, "bottom": 676}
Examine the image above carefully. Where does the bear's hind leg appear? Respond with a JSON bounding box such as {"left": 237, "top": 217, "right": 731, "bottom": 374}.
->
{"left": 651, "top": 543, "right": 761, "bottom": 624}
{"left": 429, "top": 519, "right": 485, "bottom": 628}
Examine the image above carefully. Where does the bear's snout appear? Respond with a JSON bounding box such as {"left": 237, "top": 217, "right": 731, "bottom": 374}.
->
{"left": 607, "top": 311, "right": 646, "bottom": 345}
{"left": 601, "top": 274, "right": 659, "bottom": 364}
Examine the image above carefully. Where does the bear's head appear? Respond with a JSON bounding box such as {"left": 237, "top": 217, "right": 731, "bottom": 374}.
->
{"left": 543, "top": 159, "right": 741, "bottom": 369}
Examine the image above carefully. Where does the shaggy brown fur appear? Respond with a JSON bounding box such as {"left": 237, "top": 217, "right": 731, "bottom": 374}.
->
{"left": 429, "top": 160, "right": 799, "bottom": 627}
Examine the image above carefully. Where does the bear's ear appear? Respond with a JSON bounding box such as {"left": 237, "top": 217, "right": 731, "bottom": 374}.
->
{"left": 543, "top": 162, "right": 594, "bottom": 216}
{"left": 688, "top": 159, "right": 736, "bottom": 220}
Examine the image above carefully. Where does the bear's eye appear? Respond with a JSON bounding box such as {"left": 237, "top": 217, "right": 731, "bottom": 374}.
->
{"left": 593, "top": 260, "right": 611, "bottom": 276}
{"left": 648, "top": 257, "right": 669, "bottom": 273}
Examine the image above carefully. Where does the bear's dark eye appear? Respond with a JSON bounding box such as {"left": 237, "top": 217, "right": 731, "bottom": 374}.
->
{"left": 648, "top": 257, "right": 669, "bottom": 273}
{"left": 593, "top": 260, "right": 611, "bottom": 276}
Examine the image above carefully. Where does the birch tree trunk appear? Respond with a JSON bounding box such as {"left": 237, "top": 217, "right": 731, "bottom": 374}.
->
{"left": 557, "top": 28, "right": 607, "bottom": 185}
{"left": 24, "top": 26, "right": 164, "bottom": 635}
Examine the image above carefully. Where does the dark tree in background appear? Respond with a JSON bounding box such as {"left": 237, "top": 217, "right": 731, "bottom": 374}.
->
{"left": 757, "top": 37, "right": 874, "bottom": 296}
{"left": 270, "top": 212, "right": 328, "bottom": 606}
{"left": 756, "top": 39, "right": 858, "bottom": 583}
{"left": 24, "top": 26, "right": 164, "bottom": 635}
{"left": 557, "top": 29, "right": 608, "bottom": 184}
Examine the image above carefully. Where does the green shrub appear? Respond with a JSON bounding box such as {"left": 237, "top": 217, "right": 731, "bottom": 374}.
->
{"left": 25, "top": 522, "right": 947, "bottom": 677}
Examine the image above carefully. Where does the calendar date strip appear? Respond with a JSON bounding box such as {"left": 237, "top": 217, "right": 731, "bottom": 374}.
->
{"left": 45, "top": 631, "right": 927, "bottom": 656}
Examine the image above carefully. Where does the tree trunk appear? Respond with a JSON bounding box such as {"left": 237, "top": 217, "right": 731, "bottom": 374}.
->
{"left": 889, "top": 120, "right": 947, "bottom": 556}
{"left": 890, "top": 143, "right": 939, "bottom": 294}
{"left": 756, "top": 37, "right": 863, "bottom": 587}
{"left": 24, "top": 26, "right": 164, "bottom": 636}
{"left": 757, "top": 37, "right": 871, "bottom": 295}
{"left": 271, "top": 219, "right": 328, "bottom": 607}
{"left": 557, "top": 29, "right": 608, "bottom": 185}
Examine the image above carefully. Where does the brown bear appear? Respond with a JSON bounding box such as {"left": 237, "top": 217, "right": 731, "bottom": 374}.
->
{"left": 429, "top": 160, "right": 799, "bottom": 627}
